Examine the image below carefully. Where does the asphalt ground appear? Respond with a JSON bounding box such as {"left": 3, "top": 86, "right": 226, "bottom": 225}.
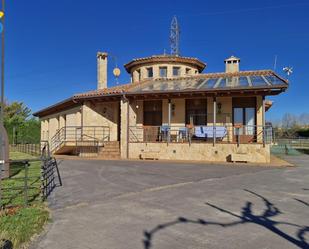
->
{"left": 32, "top": 156, "right": 309, "bottom": 249}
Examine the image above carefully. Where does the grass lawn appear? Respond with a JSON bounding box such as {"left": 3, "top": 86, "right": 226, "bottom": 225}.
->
{"left": 0, "top": 151, "right": 49, "bottom": 248}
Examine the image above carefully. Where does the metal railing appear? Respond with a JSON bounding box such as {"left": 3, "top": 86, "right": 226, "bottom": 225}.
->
{"left": 129, "top": 124, "right": 273, "bottom": 145}
{"left": 50, "top": 126, "right": 110, "bottom": 152}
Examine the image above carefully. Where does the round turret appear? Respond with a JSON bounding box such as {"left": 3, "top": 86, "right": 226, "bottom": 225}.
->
{"left": 124, "top": 55, "right": 206, "bottom": 83}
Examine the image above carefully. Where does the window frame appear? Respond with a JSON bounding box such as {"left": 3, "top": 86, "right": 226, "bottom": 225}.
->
{"left": 146, "top": 67, "right": 153, "bottom": 78}
{"left": 143, "top": 100, "right": 163, "bottom": 126}
{"left": 159, "top": 67, "right": 167, "bottom": 77}
{"left": 172, "top": 66, "right": 181, "bottom": 76}
{"left": 185, "top": 98, "right": 207, "bottom": 126}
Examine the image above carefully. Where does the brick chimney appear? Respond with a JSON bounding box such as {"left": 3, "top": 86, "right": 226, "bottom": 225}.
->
{"left": 224, "top": 56, "right": 240, "bottom": 73}
{"left": 97, "top": 52, "right": 108, "bottom": 89}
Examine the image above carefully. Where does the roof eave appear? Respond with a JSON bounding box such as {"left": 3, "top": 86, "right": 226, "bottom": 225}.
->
{"left": 125, "top": 85, "right": 288, "bottom": 97}
{"left": 33, "top": 97, "right": 79, "bottom": 118}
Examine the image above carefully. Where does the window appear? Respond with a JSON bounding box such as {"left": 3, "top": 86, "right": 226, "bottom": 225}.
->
{"left": 185, "top": 99, "right": 207, "bottom": 125}
{"left": 137, "top": 69, "right": 141, "bottom": 81}
{"left": 143, "top": 100, "right": 162, "bottom": 126}
{"left": 186, "top": 68, "right": 191, "bottom": 74}
{"left": 173, "top": 67, "right": 180, "bottom": 76}
{"left": 159, "top": 67, "right": 167, "bottom": 77}
{"left": 146, "top": 67, "right": 153, "bottom": 78}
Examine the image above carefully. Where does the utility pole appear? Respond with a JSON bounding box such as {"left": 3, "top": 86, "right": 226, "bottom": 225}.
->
{"left": 0, "top": 0, "right": 4, "bottom": 122}
{"left": 0, "top": 0, "right": 5, "bottom": 207}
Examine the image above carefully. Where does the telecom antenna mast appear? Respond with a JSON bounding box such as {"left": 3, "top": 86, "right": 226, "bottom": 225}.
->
{"left": 170, "top": 16, "right": 180, "bottom": 56}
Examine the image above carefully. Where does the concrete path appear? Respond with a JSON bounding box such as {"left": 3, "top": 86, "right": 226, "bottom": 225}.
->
{"left": 32, "top": 156, "right": 309, "bottom": 249}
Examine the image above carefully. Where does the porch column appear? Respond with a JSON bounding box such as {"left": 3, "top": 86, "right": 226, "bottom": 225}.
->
{"left": 120, "top": 97, "right": 129, "bottom": 159}
{"left": 80, "top": 105, "right": 83, "bottom": 141}
{"left": 262, "top": 96, "right": 266, "bottom": 147}
{"left": 213, "top": 97, "right": 216, "bottom": 146}
{"left": 168, "top": 99, "right": 171, "bottom": 143}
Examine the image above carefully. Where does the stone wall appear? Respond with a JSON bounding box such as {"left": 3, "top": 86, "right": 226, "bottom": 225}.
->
{"left": 129, "top": 142, "right": 270, "bottom": 163}
{"left": 40, "top": 101, "right": 121, "bottom": 145}
{"left": 132, "top": 63, "right": 199, "bottom": 82}
{"left": 82, "top": 101, "right": 119, "bottom": 141}
{"left": 40, "top": 106, "right": 82, "bottom": 143}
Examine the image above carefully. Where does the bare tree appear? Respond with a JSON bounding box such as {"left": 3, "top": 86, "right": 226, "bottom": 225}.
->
{"left": 282, "top": 113, "right": 297, "bottom": 129}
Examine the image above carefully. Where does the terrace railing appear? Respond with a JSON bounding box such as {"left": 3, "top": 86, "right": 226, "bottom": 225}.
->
{"left": 129, "top": 124, "right": 273, "bottom": 146}
{"left": 50, "top": 126, "right": 110, "bottom": 153}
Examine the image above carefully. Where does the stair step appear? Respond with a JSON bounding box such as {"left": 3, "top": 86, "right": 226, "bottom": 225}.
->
{"left": 99, "top": 152, "right": 120, "bottom": 156}
{"left": 102, "top": 145, "right": 120, "bottom": 149}
{"left": 100, "top": 148, "right": 120, "bottom": 152}
{"left": 104, "top": 141, "right": 120, "bottom": 145}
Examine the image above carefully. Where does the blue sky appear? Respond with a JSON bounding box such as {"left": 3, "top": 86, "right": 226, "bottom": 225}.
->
{"left": 4, "top": 0, "right": 309, "bottom": 122}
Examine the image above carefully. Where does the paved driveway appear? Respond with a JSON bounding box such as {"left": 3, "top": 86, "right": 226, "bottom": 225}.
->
{"left": 32, "top": 156, "right": 309, "bottom": 249}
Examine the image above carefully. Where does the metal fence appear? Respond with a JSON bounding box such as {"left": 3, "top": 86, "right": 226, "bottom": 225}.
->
{"left": 9, "top": 144, "right": 41, "bottom": 157}
{"left": 0, "top": 159, "right": 41, "bottom": 207}
{"left": 271, "top": 138, "right": 309, "bottom": 156}
{"left": 275, "top": 138, "right": 309, "bottom": 149}
{"left": 0, "top": 155, "right": 62, "bottom": 208}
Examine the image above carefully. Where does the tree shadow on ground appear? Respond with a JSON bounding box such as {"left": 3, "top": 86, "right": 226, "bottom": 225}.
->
{"left": 8, "top": 161, "right": 25, "bottom": 177}
{"left": 143, "top": 189, "right": 309, "bottom": 249}
{"left": 294, "top": 198, "right": 309, "bottom": 207}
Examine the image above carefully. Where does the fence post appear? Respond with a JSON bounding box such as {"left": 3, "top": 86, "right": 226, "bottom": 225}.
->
{"left": 24, "top": 161, "right": 29, "bottom": 207}
{"left": 0, "top": 158, "right": 2, "bottom": 208}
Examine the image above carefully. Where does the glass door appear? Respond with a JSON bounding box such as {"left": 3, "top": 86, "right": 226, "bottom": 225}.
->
{"left": 233, "top": 108, "right": 244, "bottom": 135}
{"left": 233, "top": 107, "right": 256, "bottom": 143}
{"left": 245, "top": 108, "right": 255, "bottom": 135}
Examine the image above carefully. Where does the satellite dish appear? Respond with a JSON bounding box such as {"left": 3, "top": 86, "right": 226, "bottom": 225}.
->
{"left": 113, "top": 67, "right": 121, "bottom": 77}
{"left": 283, "top": 67, "right": 293, "bottom": 76}
{"left": 113, "top": 67, "right": 121, "bottom": 84}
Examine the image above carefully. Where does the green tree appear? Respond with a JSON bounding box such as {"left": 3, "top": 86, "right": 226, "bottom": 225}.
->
{"left": 3, "top": 101, "right": 40, "bottom": 144}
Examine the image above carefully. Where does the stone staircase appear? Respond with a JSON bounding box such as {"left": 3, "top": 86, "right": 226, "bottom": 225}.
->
{"left": 98, "top": 141, "right": 120, "bottom": 159}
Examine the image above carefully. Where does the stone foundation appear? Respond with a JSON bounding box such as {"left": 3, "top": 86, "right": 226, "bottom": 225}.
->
{"left": 128, "top": 143, "right": 270, "bottom": 163}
